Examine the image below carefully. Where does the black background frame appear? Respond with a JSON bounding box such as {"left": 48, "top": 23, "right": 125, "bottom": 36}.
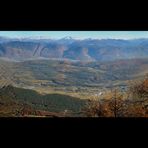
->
{"left": 0, "top": 2, "right": 148, "bottom": 143}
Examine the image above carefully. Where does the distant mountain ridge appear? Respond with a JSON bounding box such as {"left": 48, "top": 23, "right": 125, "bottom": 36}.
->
{"left": 0, "top": 37, "right": 148, "bottom": 61}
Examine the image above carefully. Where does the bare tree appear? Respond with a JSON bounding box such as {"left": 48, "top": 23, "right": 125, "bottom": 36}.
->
{"left": 83, "top": 99, "right": 105, "bottom": 117}
{"left": 128, "top": 74, "right": 148, "bottom": 116}
{"left": 108, "top": 89, "right": 124, "bottom": 117}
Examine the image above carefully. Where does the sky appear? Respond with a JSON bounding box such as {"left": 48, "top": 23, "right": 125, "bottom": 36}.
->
{"left": 0, "top": 31, "right": 148, "bottom": 39}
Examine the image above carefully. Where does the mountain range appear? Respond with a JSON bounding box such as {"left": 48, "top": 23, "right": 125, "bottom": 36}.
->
{"left": 0, "top": 37, "right": 148, "bottom": 61}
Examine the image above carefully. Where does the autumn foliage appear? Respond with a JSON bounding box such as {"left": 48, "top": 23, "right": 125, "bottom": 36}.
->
{"left": 83, "top": 75, "right": 148, "bottom": 117}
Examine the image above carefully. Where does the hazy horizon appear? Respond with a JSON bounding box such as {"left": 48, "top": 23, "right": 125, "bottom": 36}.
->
{"left": 0, "top": 31, "right": 148, "bottom": 40}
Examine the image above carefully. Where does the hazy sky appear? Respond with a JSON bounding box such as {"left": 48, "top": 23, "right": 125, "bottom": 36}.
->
{"left": 0, "top": 31, "right": 148, "bottom": 39}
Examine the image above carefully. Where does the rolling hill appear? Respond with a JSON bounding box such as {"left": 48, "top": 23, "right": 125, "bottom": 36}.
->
{"left": 0, "top": 85, "right": 86, "bottom": 116}
{"left": 0, "top": 58, "right": 148, "bottom": 91}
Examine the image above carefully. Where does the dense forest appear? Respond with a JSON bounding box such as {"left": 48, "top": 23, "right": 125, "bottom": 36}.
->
{"left": 0, "top": 85, "right": 86, "bottom": 117}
